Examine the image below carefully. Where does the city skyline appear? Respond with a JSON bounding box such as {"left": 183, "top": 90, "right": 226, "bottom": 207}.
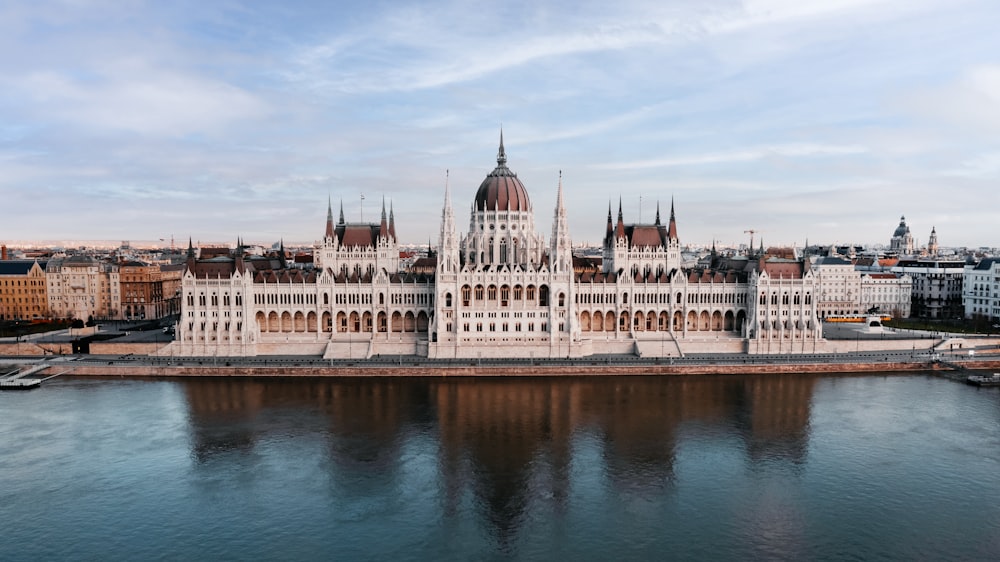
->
{"left": 2, "top": 0, "right": 999, "bottom": 247}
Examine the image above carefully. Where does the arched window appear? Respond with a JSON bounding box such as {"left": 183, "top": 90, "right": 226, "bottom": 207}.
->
{"left": 445, "top": 292, "right": 452, "bottom": 307}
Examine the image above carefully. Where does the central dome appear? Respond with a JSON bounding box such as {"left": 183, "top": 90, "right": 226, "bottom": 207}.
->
{"left": 893, "top": 216, "right": 910, "bottom": 237}
{"left": 473, "top": 134, "right": 531, "bottom": 212}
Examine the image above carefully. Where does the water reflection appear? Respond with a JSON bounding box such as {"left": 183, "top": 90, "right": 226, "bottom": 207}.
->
{"left": 180, "top": 374, "right": 816, "bottom": 541}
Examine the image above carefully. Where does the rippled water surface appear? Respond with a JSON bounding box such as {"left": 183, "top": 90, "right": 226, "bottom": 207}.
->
{"left": 3, "top": 373, "right": 1000, "bottom": 561}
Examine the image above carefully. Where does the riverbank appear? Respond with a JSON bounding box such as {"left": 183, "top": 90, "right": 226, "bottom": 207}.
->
{"left": 18, "top": 357, "right": 1000, "bottom": 378}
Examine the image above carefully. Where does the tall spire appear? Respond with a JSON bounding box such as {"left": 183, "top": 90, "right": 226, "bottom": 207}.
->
{"left": 551, "top": 170, "right": 571, "bottom": 273}
{"left": 338, "top": 199, "right": 345, "bottom": 225}
{"left": 667, "top": 197, "right": 678, "bottom": 241}
{"left": 438, "top": 169, "right": 458, "bottom": 274}
{"left": 325, "top": 195, "right": 335, "bottom": 239}
{"left": 605, "top": 201, "right": 613, "bottom": 237}
{"left": 388, "top": 201, "right": 396, "bottom": 240}
{"left": 615, "top": 197, "right": 626, "bottom": 239}
{"left": 655, "top": 201, "right": 661, "bottom": 225}
{"left": 497, "top": 128, "right": 507, "bottom": 167}
{"left": 186, "top": 237, "right": 195, "bottom": 259}
{"left": 379, "top": 197, "right": 388, "bottom": 239}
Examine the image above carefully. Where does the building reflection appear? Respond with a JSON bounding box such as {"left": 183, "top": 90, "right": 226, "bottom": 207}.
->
{"left": 183, "top": 378, "right": 266, "bottom": 462}
{"left": 180, "top": 373, "right": 817, "bottom": 540}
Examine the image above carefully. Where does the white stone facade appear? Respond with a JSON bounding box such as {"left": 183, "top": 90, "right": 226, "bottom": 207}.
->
{"left": 964, "top": 258, "right": 1000, "bottom": 322}
{"left": 172, "top": 138, "right": 826, "bottom": 358}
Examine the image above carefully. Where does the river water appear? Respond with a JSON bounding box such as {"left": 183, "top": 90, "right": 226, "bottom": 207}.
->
{"left": 2, "top": 373, "right": 999, "bottom": 561}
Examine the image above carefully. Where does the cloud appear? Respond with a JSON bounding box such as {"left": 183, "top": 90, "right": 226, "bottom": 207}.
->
{"left": 14, "top": 62, "right": 268, "bottom": 137}
{"left": 901, "top": 64, "right": 1000, "bottom": 136}
{"left": 592, "top": 143, "right": 868, "bottom": 170}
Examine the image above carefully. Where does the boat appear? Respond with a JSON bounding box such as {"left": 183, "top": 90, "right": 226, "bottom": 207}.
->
{"left": 966, "top": 373, "right": 1000, "bottom": 387}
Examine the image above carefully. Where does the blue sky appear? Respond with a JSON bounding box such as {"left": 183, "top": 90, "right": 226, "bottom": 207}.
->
{"left": 2, "top": 0, "right": 999, "bottom": 249}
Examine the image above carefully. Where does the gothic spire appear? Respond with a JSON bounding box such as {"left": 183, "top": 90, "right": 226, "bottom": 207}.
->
{"left": 438, "top": 169, "right": 458, "bottom": 273}
{"left": 551, "top": 170, "right": 571, "bottom": 273}
{"left": 615, "top": 197, "right": 626, "bottom": 239}
{"left": 655, "top": 201, "right": 661, "bottom": 225}
{"left": 497, "top": 128, "right": 507, "bottom": 167}
{"left": 379, "top": 197, "right": 388, "bottom": 239}
{"left": 667, "top": 197, "right": 678, "bottom": 241}
{"left": 325, "top": 195, "right": 335, "bottom": 239}
{"left": 388, "top": 201, "right": 396, "bottom": 240}
{"left": 338, "top": 199, "right": 345, "bottom": 225}
{"left": 605, "top": 201, "right": 614, "bottom": 245}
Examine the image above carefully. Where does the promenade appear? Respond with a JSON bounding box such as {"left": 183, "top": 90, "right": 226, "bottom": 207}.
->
{"left": 3, "top": 320, "right": 999, "bottom": 378}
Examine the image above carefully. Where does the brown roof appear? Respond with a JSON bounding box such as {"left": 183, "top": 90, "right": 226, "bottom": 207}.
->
{"left": 761, "top": 260, "right": 804, "bottom": 278}
{"left": 627, "top": 225, "right": 667, "bottom": 249}
{"left": 338, "top": 224, "right": 378, "bottom": 248}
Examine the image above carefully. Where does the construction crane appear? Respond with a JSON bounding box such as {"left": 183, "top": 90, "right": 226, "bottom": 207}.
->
{"left": 744, "top": 229, "right": 759, "bottom": 253}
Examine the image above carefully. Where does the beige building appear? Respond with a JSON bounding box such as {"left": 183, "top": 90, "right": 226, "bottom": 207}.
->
{"left": 46, "top": 255, "right": 120, "bottom": 322}
{"left": 811, "top": 256, "right": 861, "bottom": 318}
{"left": 120, "top": 261, "right": 184, "bottom": 320}
{"left": 0, "top": 260, "right": 49, "bottom": 321}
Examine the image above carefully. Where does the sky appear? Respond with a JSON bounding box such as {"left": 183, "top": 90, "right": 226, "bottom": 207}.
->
{"left": 2, "top": 0, "right": 999, "bottom": 249}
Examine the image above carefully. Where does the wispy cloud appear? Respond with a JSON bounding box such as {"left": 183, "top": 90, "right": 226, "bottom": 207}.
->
{"left": 2, "top": 0, "right": 999, "bottom": 246}
{"left": 592, "top": 143, "right": 868, "bottom": 170}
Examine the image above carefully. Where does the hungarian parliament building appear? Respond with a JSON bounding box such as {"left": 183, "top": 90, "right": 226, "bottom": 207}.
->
{"left": 173, "top": 136, "right": 829, "bottom": 359}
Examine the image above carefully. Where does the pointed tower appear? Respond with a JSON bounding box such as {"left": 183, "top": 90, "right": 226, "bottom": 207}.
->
{"left": 655, "top": 201, "right": 661, "bottom": 226}
{"left": 185, "top": 237, "right": 197, "bottom": 273}
{"left": 379, "top": 197, "right": 388, "bottom": 240}
{"left": 550, "top": 171, "right": 572, "bottom": 274}
{"left": 338, "top": 200, "right": 345, "bottom": 225}
{"left": 667, "top": 197, "right": 678, "bottom": 241}
{"left": 278, "top": 239, "right": 288, "bottom": 269}
{"left": 388, "top": 201, "right": 396, "bottom": 241}
{"left": 615, "top": 198, "right": 626, "bottom": 240}
{"left": 325, "top": 196, "right": 335, "bottom": 240}
{"left": 235, "top": 237, "right": 245, "bottom": 273}
{"left": 928, "top": 226, "right": 939, "bottom": 256}
{"left": 604, "top": 202, "right": 614, "bottom": 246}
{"left": 438, "top": 170, "right": 459, "bottom": 274}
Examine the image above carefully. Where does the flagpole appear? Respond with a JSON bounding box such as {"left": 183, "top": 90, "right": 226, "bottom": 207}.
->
{"left": 360, "top": 193, "right": 365, "bottom": 222}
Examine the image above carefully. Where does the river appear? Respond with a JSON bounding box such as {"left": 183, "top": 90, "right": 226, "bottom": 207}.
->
{"left": 2, "top": 372, "right": 999, "bottom": 560}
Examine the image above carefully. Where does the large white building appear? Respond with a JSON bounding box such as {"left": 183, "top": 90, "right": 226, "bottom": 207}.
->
{"left": 963, "top": 258, "right": 1000, "bottom": 322}
{"left": 173, "top": 136, "right": 824, "bottom": 358}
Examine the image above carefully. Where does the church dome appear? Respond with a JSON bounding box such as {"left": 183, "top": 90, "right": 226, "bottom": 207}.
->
{"left": 893, "top": 216, "right": 910, "bottom": 237}
{"left": 473, "top": 135, "right": 531, "bottom": 212}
